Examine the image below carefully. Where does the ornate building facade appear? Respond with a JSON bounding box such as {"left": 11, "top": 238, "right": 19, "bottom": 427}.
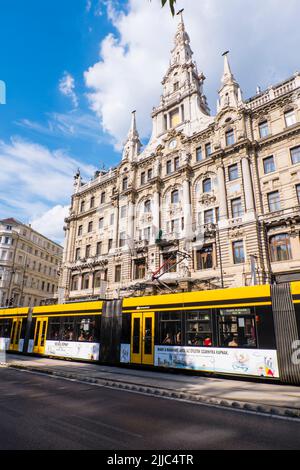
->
{"left": 60, "top": 15, "right": 300, "bottom": 300}
{"left": 0, "top": 218, "right": 62, "bottom": 307}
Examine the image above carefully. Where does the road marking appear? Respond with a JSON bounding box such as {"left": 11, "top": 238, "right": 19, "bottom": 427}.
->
{"left": 6, "top": 366, "right": 300, "bottom": 424}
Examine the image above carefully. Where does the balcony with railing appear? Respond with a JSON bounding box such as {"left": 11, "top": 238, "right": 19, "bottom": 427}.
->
{"left": 246, "top": 73, "right": 300, "bottom": 111}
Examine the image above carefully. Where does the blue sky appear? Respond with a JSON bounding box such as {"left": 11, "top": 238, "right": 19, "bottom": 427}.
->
{"left": 0, "top": 0, "right": 121, "bottom": 166}
{"left": 0, "top": 0, "right": 300, "bottom": 243}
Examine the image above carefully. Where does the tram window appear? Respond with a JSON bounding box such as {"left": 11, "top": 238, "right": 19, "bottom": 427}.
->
{"left": 132, "top": 318, "right": 140, "bottom": 354}
{"left": 121, "top": 314, "right": 131, "bottom": 344}
{"left": 0, "top": 319, "right": 11, "bottom": 338}
{"left": 47, "top": 318, "right": 61, "bottom": 341}
{"left": 185, "top": 310, "right": 212, "bottom": 347}
{"left": 144, "top": 317, "right": 153, "bottom": 355}
{"left": 61, "top": 317, "right": 75, "bottom": 341}
{"left": 75, "top": 317, "right": 99, "bottom": 342}
{"left": 15, "top": 322, "right": 22, "bottom": 345}
{"left": 218, "top": 308, "right": 257, "bottom": 348}
{"left": 34, "top": 321, "right": 41, "bottom": 346}
{"left": 40, "top": 321, "right": 47, "bottom": 347}
{"left": 159, "top": 312, "right": 182, "bottom": 345}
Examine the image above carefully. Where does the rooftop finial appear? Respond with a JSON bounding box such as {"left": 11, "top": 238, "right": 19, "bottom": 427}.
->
{"left": 176, "top": 8, "right": 184, "bottom": 22}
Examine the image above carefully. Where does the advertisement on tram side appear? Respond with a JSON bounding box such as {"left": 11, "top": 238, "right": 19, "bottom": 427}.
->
{"left": 45, "top": 341, "right": 100, "bottom": 361}
{"left": 154, "top": 346, "right": 279, "bottom": 378}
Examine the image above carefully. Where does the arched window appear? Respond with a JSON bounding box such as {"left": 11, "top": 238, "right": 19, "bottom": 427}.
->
{"left": 203, "top": 178, "right": 212, "bottom": 193}
{"left": 171, "top": 189, "right": 179, "bottom": 204}
{"left": 144, "top": 200, "right": 151, "bottom": 213}
{"left": 71, "top": 275, "right": 79, "bottom": 291}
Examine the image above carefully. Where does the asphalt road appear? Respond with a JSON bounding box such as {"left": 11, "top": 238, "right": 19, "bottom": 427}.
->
{"left": 0, "top": 367, "right": 299, "bottom": 450}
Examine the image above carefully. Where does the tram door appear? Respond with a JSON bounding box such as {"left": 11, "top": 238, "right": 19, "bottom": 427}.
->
{"left": 9, "top": 318, "right": 23, "bottom": 351}
{"left": 131, "top": 312, "right": 155, "bottom": 365}
{"left": 33, "top": 317, "right": 48, "bottom": 354}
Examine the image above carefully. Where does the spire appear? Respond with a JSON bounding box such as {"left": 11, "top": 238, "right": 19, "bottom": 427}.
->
{"left": 217, "top": 51, "right": 243, "bottom": 112}
{"left": 169, "top": 9, "right": 192, "bottom": 67}
{"left": 158, "top": 11, "right": 210, "bottom": 116}
{"left": 221, "top": 51, "right": 234, "bottom": 85}
{"left": 122, "top": 110, "right": 142, "bottom": 162}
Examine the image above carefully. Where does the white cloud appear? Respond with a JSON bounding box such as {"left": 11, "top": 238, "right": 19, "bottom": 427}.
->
{"left": 0, "top": 137, "right": 95, "bottom": 243}
{"left": 17, "top": 110, "right": 103, "bottom": 143}
{"left": 84, "top": 0, "right": 300, "bottom": 148}
{"left": 30, "top": 205, "right": 69, "bottom": 245}
{"left": 59, "top": 72, "right": 78, "bottom": 108}
{"left": 86, "top": 0, "right": 92, "bottom": 13}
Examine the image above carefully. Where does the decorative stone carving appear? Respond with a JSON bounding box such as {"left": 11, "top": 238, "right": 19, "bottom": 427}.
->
{"left": 229, "top": 227, "right": 244, "bottom": 239}
{"left": 198, "top": 193, "right": 216, "bottom": 206}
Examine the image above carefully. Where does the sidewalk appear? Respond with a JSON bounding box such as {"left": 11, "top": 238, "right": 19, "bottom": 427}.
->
{"left": 3, "top": 354, "right": 300, "bottom": 418}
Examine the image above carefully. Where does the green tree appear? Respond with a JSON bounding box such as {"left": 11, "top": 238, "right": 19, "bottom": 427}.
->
{"left": 161, "top": 0, "right": 177, "bottom": 15}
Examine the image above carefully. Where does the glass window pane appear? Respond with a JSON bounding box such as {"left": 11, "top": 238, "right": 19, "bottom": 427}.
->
{"left": 269, "top": 234, "right": 291, "bottom": 262}
{"left": 133, "top": 318, "right": 140, "bottom": 354}
{"left": 291, "top": 146, "right": 300, "bottom": 164}
{"left": 144, "top": 317, "right": 153, "bottom": 355}
{"left": 185, "top": 310, "right": 212, "bottom": 346}
{"left": 268, "top": 191, "right": 280, "bottom": 212}
{"left": 203, "top": 178, "right": 211, "bottom": 193}
{"left": 159, "top": 312, "right": 181, "bottom": 345}
{"left": 285, "top": 110, "right": 296, "bottom": 127}
{"left": 231, "top": 198, "right": 243, "bottom": 217}
{"left": 47, "top": 318, "right": 61, "bottom": 340}
{"left": 228, "top": 164, "right": 238, "bottom": 181}
{"left": 259, "top": 121, "right": 269, "bottom": 138}
{"left": 226, "top": 129, "right": 235, "bottom": 146}
{"left": 233, "top": 240, "right": 245, "bottom": 264}
{"left": 263, "top": 156, "right": 275, "bottom": 174}
{"left": 205, "top": 143, "right": 212, "bottom": 157}
{"left": 218, "top": 309, "right": 257, "bottom": 348}
{"left": 196, "top": 147, "right": 202, "bottom": 161}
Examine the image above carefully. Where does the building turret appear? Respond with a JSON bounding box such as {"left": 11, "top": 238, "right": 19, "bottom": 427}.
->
{"left": 217, "top": 51, "right": 243, "bottom": 112}
{"left": 122, "top": 110, "right": 142, "bottom": 161}
{"left": 150, "top": 11, "right": 213, "bottom": 140}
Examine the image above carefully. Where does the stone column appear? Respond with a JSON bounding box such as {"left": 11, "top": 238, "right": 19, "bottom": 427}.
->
{"left": 167, "top": 113, "right": 171, "bottom": 130}
{"left": 127, "top": 200, "right": 135, "bottom": 248}
{"left": 183, "top": 179, "right": 192, "bottom": 239}
{"left": 152, "top": 191, "right": 160, "bottom": 244}
{"left": 113, "top": 202, "right": 119, "bottom": 249}
{"left": 217, "top": 165, "right": 228, "bottom": 220}
{"left": 241, "top": 156, "right": 255, "bottom": 212}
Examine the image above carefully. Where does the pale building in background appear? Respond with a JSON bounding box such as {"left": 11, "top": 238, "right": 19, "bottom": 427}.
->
{"left": 0, "top": 218, "right": 63, "bottom": 307}
{"left": 61, "top": 15, "right": 300, "bottom": 300}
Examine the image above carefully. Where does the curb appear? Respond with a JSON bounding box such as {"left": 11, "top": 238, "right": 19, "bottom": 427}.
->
{"left": 4, "top": 362, "right": 300, "bottom": 420}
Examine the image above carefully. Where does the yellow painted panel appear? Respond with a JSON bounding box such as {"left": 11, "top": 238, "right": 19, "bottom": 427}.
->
{"left": 124, "top": 285, "right": 271, "bottom": 309}
{"left": 33, "top": 301, "right": 103, "bottom": 315}
{"left": 123, "top": 302, "right": 271, "bottom": 313}
{"left": 182, "top": 285, "right": 271, "bottom": 304}
{"left": 0, "top": 307, "right": 29, "bottom": 316}
{"left": 291, "top": 281, "right": 300, "bottom": 296}
{"left": 123, "top": 292, "right": 185, "bottom": 308}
